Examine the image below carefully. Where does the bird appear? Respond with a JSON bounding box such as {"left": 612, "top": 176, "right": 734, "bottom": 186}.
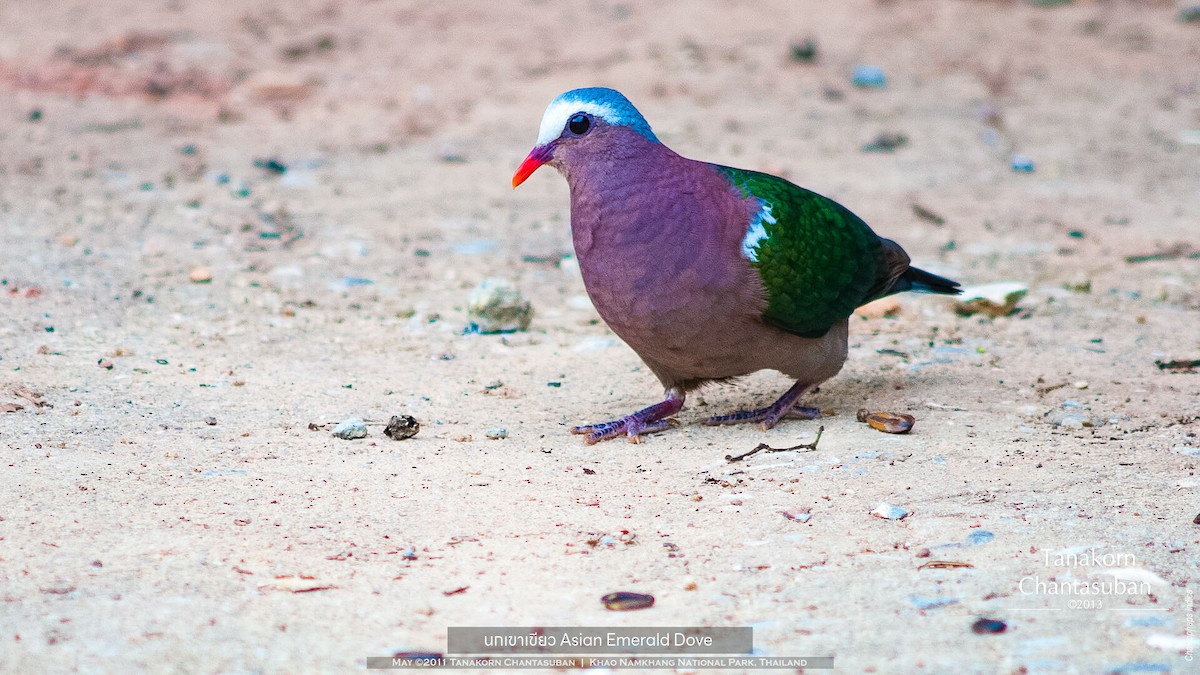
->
{"left": 512, "top": 87, "right": 960, "bottom": 444}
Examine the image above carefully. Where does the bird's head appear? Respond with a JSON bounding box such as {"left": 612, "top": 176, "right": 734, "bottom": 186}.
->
{"left": 512, "top": 87, "right": 659, "bottom": 188}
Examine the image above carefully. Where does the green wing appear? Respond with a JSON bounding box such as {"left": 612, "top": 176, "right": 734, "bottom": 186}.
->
{"left": 716, "top": 165, "right": 885, "bottom": 338}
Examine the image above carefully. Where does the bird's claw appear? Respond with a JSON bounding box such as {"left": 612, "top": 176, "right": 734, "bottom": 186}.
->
{"left": 704, "top": 405, "right": 821, "bottom": 430}
{"left": 571, "top": 417, "right": 677, "bottom": 444}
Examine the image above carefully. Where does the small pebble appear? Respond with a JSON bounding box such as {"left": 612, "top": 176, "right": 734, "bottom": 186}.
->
{"left": 954, "top": 282, "right": 1028, "bottom": 317}
{"left": 383, "top": 415, "right": 420, "bottom": 440}
{"left": 254, "top": 158, "right": 287, "bottom": 174}
{"left": 1057, "top": 414, "right": 1086, "bottom": 430}
{"left": 189, "top": 266, "right": 213, "bottom": 284}
{"left": 485, "top": 428, "right": 508, "bottom": 440}
{"left": 97, "top": 359, "right": 114, "bottom": 370}
{"left": 872, "top": 502, "right": 910, "bottom": 520}
{"left": 852, "top": 65, "right": 887, "bottom": 89}
{"left": 1074, "top": 381, "right": 1089, "bottom": 390}
{"left": 789, "top": 38, "right": 818, "bottom": 63}
{"left": 203, "top": 416, "right": 217, "bottom": 426}
{"left": 971, "top": 618, "right": 1007, "bottom": 634}
{"left": 331, "top": 417, "right": 368, "bottom": 440}
{"left": 466, "top": 278, "right": 533, "bottom": 333}
{"left": 1063, "top": 275, "right": 1092, "bottom": 293}
{"left": 1145, "top": 634, "right": 1193, "bottom": 652}
{"left": 964, "top": 530, "right": 995, "bottom": 546}
{"left": 861, "top": 132, "right": 908, "bottom": 153}
{"left": 781, "top": 509, "right": 812, "bottom": 523}
{"left": 1010, "top": 154, "right": 1035, "bottom": 173}
{"left": 438, "top": 143, "right": 467, "bottom": 163}
{"left": 1192, "top": 512, "right": 1200, "bottom": 525}
{"left": 601, "top": 591, "right": 655, "bottom": 611}
{"left": 865, "top": 412, "right": 915, "bottom": 434}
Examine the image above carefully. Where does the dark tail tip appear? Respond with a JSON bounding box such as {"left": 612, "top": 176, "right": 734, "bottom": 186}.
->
{"left": 904, "top": 266, "right": 962, "bottom": 296}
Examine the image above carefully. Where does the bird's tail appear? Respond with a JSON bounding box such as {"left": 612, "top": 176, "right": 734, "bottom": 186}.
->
{"left": 901, "top": 266, "right": 961, "bottom": 295}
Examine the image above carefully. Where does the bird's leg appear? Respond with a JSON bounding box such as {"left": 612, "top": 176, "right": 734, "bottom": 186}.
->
{"left": 571, "top": 387, "right": 685, "bottom": 444}
{"left": 703, "top": 380, "right": 820, "bottom": 430}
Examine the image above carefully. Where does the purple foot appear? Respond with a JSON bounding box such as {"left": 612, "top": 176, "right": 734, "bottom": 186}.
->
{"left": 571, "top": 388, "right": 684, "bottom": 444}
{"left": 703, "top": 381, "right": 818, "bottom": 430}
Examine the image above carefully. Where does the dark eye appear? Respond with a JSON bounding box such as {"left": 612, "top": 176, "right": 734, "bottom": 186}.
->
{"left": 568, "top": 113, "right": 590, "bottom": 135}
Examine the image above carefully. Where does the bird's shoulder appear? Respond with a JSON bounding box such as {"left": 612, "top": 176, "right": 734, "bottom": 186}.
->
{"left": 709, "top": 164, "right": 888, "bottom": 337}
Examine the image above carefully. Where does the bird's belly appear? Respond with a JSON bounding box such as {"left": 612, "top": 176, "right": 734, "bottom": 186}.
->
{"left": 579, "top": 267, "right": 769, "bottom": 381}
{"left": 581, "top": 263, "right": 850, "bottom": 387}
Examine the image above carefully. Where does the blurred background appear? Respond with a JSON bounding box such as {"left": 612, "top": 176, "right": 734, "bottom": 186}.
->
{"left": 1, "top": 1, "right": 1198, "bottom": 671}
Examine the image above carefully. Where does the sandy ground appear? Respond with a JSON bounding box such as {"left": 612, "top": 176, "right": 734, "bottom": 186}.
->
{"left": 2, "top": 1, "right": 1199, "bottom": 673}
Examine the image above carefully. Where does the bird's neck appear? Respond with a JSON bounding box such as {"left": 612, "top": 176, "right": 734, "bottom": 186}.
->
{"left": 561, "top": 136, "right": 678, "bottom": 195}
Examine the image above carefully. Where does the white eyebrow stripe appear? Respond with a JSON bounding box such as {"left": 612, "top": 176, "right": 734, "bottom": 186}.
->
{"left": 535, "top": 99, "right": 620, "bottom": 146}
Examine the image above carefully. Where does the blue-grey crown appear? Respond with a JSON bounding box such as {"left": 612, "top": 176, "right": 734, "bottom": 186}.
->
{"left": 555, "top": 87, "right": 660, "bottom": 143}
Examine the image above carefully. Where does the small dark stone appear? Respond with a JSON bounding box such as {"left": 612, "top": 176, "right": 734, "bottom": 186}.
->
{"left": 254, "top": 158, "right": 288, "bottom": 174}
{"left": 1193, "top": 512, "right": 1200, "bottom": 525}
{"left": 822, "top": 87, "right": 845, "bottom": 101}
{"left": 861, "top": 132, "right": 908, "bottom": 153}
{"left": 971, "top": 618, "right": 1007, "bottom": 634}
{"left": 29, "top": 109, "right": 43, "bottom": 122}
{"left": 601, "top": 591, "right": 655, "bottom": 611}
{"left": 789, "top": 38, "right": 817, "bottom": 63}
{"left": 384, "top": 415, "right": 420, "bottom": 440}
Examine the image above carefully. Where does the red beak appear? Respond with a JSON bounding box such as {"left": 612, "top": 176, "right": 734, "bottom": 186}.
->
{"left": 512, "top": 145, "right": 552, "bottom": 188}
